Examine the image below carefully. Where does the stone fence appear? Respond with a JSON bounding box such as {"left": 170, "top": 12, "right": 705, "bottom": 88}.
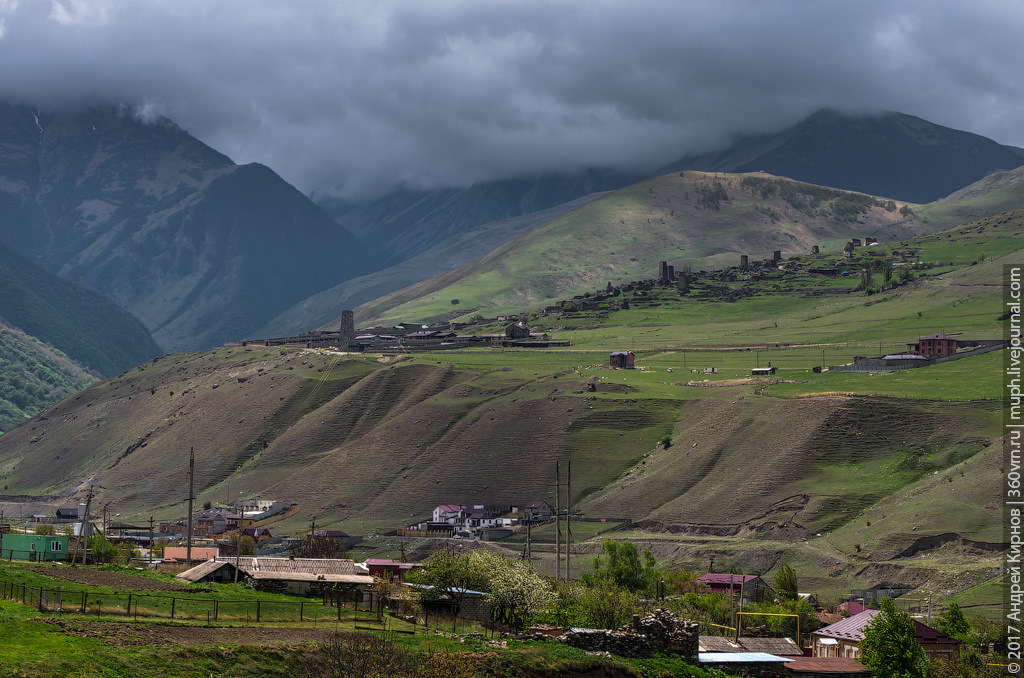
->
{"left": 561, "top": 608, "right": 699, "bottom": 663}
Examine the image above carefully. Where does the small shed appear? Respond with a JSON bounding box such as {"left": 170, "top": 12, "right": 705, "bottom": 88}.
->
{"left": 751, "top": 366, "right": 776, "bottom": 376}
{"left": 610, "top": 351, "right": 635, "bottom": 368}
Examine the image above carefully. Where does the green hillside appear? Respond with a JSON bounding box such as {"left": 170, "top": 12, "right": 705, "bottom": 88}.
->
{"left": 0, "top": 237, "right": 161, "bottom": 377}
{"left": 0, "top": 323, "right": 95, "bottom": 433}
{"left": 353, "top": 168, "right": 1024, "bottom": 327}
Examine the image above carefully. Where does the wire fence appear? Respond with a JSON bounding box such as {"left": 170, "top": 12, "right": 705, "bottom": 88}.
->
{"left": 0, "top": 579, "right": 347, "bottom": 624}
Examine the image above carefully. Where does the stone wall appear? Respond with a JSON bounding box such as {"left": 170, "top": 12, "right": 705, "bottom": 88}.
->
{"left": 561, "top": 609, "right": 699, "bottom": 663}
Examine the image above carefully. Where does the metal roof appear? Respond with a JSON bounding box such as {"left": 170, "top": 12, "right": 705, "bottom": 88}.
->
{"left": 786, "top": 657, "right": 871, "bottom": 673}
{"left": 699, "top": 652, "right": 792, "bottom": 663}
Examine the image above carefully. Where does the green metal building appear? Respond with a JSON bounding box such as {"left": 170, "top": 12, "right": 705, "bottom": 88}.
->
{"left": 0, "top": 533, "right": 69, "bottom": 561}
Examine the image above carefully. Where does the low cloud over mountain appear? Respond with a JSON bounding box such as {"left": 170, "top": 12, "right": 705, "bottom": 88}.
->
{"left": 0, "top": 1, "right": 1021, "bottom": 198}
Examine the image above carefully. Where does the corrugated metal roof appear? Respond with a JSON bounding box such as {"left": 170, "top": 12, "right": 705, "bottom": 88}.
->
{"left": 698, "top": 573, "right": 761, "bottom": 585}
{"left": 699, "top": 652, "right": 792, "bottom": 663}
{"left": 177, "top": 557, "right": 375, "bottom": 585}
{"left": 786, "top": 657, "right": 871, "bottom": 673}
{"left": 813, "top": 610, "right": 878, "bottom": 641}
{"left": 176, "top": 560, "right": 230, "bottom": 582}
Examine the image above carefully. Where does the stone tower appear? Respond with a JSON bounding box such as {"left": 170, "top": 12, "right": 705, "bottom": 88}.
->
{"left": 339, "top": 310, "right": 355, "bottom": 345}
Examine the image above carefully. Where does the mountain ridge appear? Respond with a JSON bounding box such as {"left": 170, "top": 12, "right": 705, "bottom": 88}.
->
{"left": 0, "top": 102, "right": 376, "bottom": 352}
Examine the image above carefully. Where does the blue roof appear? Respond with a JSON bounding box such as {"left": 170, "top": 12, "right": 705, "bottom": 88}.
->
{"left": 700, "top": 652, "right": 792, "bottom": 663}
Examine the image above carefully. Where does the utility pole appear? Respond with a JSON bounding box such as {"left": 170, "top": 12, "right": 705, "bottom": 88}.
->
{"left": 73, "top": 486, "right": 94, "bottom": 568}
{"left": 729, "top": 573, "right": 735, "bottom": 635}
{"left": 186, "top": 447, "right": 195, "bottom": 567}
{"left": 566, "top": 461, "right": 571, "bottom": 582}
{"left": 526, "top": 521, "right": 532, "bottom": 562}
{"left": 555, "top": 462, "right": 561, "bottom": 582}
{"left": 148, "top": 517, "right": 154, "bottom": 566}
{"left": 102, "top": 504, "right": 109, "bottom": 565}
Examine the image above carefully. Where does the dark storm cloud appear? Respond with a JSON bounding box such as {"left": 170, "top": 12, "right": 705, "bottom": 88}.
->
{"left": 0, "top": 0, "right": 1022, "bottom": 197}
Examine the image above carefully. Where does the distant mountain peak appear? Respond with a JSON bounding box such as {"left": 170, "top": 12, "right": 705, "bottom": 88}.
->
{"left": 661, "top": 109, "right": 1024, "bottom": 203}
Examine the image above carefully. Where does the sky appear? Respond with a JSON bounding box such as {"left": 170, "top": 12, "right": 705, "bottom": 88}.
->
{"left": 0, "top": 0, "right": 1022, "bottom": 199}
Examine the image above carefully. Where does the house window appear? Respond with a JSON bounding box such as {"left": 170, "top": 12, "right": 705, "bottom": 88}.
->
{"left": 50, "top": 541, "right": 63, "bottom": 552}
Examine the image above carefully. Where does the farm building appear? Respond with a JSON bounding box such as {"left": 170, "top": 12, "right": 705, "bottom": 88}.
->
{"left": 0, "top": 534, "right": 69, "bottom": 561}
{"left": 609, "top": 351, "right": 635, "bottom": 368}
{"left": 177, "top": 556, "right": 374, "bottom": 596}
{"left": 751, "top": 366, "right": 776, "bottom": 376}
{"left": 812, "top": 610, "right": 959, "bottom": 663}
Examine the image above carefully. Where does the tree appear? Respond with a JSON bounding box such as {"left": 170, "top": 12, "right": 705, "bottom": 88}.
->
{"left": 486, "top": 560, "right": 552, "bottom": 630}
{"left": 858, "top": 597, "right": 926, "bottom": 678}
{"left": 590, "top": 539, "right": 658, "bottom": 593}
{"left": 409, "top": 549, "right": 494, "bottom": 614}
{"left": 87, "top": 535, "right": 119, "bottom": 564}
{"left": 936, "top": 603, "right": 970, "bottom": 640}
{"left": 576, "top": 580, "right": 641, "bottom": 629}
{"left": 774, "top": 564, "right": 798, "bottom": 602}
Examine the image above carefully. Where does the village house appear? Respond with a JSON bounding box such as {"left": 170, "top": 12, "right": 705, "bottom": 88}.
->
{"left": 522, "top": 501, "right": 554, "bottom": 522}
{"left": 365, "top": 558, "right": 424, "bottom": 581}
{"left": 609, "top": 351, "right": 635, "bottom": 368}
{"left": 194, "top": 509, "right": 253, "bottom": 536}
{"left": 812, "top": 609, "right": 960, "bottom": 663}
{"left": 239, "top": 527, "right": 274, "bottom": 544}
{"left": 696, "top": 573, "right": 771, "bottom": 603}
{"left": 505, "top": 322, "right": 530, "bottom": 339}
{"left": 432, "top": 504, "right": 466, "bottom": 524}
{"left": 906, "top": 333, "right": 962, "bottom": 358}
{"left": 55, "top": 507, "right": 81, "bottom": 522}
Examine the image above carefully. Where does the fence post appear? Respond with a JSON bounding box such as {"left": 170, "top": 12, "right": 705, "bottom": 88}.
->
{"left": 214, "top": 599, "right": 218, "bottom": 622}
{"left": 256, "top": 600, "right": 261, "bottom": 623}
{"left": 128, "top": 593, "right": 133, "bottom": 618}
{"left": 171, "top": 597, "right": 176, "bottom": 619}
{"left": 81, "top": 592, "right": 87, "bottom": 613}
{"left": 337, "top": 601, "right": 341, "bottom": 622}
{"left": 300, "top": 602, "right": 304, "bottom": 622}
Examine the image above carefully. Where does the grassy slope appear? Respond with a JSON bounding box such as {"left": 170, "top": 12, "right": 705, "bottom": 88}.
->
{"left": 354, "top": 167, "right": 1024, "bottom": 326}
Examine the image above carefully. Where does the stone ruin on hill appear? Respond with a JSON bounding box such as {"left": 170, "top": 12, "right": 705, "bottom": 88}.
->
{"left": 560, "top": 608, "right": 699, "bottom": 662}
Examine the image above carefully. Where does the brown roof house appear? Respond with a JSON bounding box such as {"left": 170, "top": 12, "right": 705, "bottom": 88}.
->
{"left": 812, "top": 609, "right": 959, "bottom": 664}
{"left": 177, "top": 556, "right": 374, "bottom": 596}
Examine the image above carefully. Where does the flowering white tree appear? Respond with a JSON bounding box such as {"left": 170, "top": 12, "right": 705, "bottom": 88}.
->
{"left": 486, "top": 560, "right": 553, "bottom": 630}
